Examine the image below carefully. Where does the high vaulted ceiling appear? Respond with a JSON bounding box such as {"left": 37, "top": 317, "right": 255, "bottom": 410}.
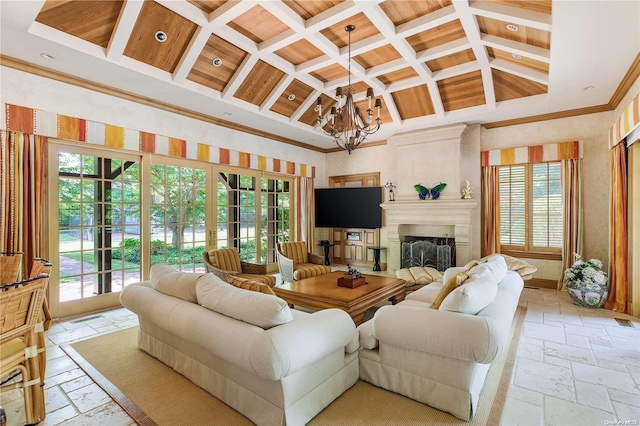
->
{"left": 1, "top": 1, "right": 639, "bottom": 152}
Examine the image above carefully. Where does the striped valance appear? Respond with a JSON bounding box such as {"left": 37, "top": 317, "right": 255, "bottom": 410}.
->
{"left": 481, "top": 140, "right": 582, "bottom": 166}
{"left": 1, "top": 103, "right": 315, "bottom": 178}
{"left": 609, "top": 92, "right": 640, "bottom": 149}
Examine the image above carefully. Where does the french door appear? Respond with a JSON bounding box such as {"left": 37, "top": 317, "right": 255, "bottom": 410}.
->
{"left": 49, "top": 143, "right": 144, "bottom": 317}
{"left": 48, "top": 144, "right": 294, "bottom": 318}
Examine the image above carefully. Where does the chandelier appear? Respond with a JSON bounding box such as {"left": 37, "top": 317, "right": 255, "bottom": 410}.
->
{"left": 316, "top": 25, "right": 382, "bottom": 154}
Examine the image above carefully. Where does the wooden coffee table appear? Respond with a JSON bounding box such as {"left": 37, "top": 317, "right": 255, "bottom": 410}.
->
{"left": 273, "top": 271, "right": 406, "bottom": 325}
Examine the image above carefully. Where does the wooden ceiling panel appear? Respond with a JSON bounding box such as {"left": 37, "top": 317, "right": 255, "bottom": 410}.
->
{"left": 320, "top": 13, "right": 379, "bottom": 48}
{"left": 270, "top": 79, "right": 314, "bottom": 117}
{"left": 354, "top": 44, "right": 402, "bottom": 69}
{"left": 275, "top": 39, "right": 325, "bottom": 65}
{"left": 349, "top": 82, "right": 372, "bottom": 94}
{"left": 477, "top": 16, "right": 550, "bottom": 49}
{"left": 427, "top": 48, "right": 476, "bottom": 71}
{"left": 406, "top": 19, "right": 466, "bottom": 53}
{"left": 492, "top": 69, "right": 547, "bottom": 102}
{"left": 227, "top": 5, "right": 289, "bottom": 44}
{"left": 187, "top": 34, "right": 247, "bottom": 92}
{"left": 391, "top": 85, "right": 435, "bottom": 119}
{"left": 35, "top": 0, "right": 124, "bottom": 48}
{"left": 483, "top": 0, "right": 552, "bottom": 15}
{"left": 380, "top": 0, "right": 453, "bottom": 26}
{"left": 283, "top": 0, "right": 344, "bottom": 20}
{"left": 377, "top": 67, "right": 420, "bottom": 86}
{"left": 124, "top": 1, "right": 197, "bottom": 73}
{"left": 309, "top": 63, "right": 347, "bottom": 83}
{"left": 187, "top": 0, "right": 226, "bottom": 14}
{"left": 235, "top": 60, "right": 285, "bottom": 106}
{"left": 487, "top": 47, "right": 549, "bottom": 74}
{"left": 299, "top": 93, "right": 336, "bottom": 126}
{"left": 438, "top": 70, "right": 486, "bottom": 111}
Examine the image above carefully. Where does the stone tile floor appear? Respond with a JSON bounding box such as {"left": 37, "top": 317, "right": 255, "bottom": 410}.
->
{"left": 1, "top": 286, "right": 639, "bottom": 425}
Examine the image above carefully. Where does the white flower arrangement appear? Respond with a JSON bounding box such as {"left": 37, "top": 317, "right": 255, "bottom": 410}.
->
{"left": 564, "top": 254, "right": 607, "bottom": 287}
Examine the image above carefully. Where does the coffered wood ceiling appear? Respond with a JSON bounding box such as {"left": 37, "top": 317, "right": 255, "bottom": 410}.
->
{"left": 1, "top": 1, "right": 639, "bottom": 151}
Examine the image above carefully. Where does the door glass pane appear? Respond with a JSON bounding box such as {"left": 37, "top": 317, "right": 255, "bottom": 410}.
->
{"left": 57, "top": 152, "right": 142, "bottom": 302}
{"left": 150, "top": 163, "right": 207, "bottom": 272}
{"left": 261, "top": 177, "right": 290, "bottom": 264}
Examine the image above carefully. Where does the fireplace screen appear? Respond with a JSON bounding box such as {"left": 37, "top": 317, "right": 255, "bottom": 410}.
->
{"left": 401, "top": 236, "right": 455, "bottom": 271}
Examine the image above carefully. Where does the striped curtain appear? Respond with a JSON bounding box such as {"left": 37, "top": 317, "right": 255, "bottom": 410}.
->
{"left": 0, "top": 131, "right": 47, "bottom": 277}
{"left": 559, "top": 158, "right": 584, "bottom": 290}
{"left": 481, "top": 166, "right": 499, "bottom": 256}
{"left": 605, "top": 143, "right": 628, "bottom": 313}
{"left": 296, "top": 177, "right": 315, "bottom": 251}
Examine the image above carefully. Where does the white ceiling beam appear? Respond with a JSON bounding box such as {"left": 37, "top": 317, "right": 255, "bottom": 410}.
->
{"left": 29, "top": 22, "right": 106, "bottom": 59}
{"left": 305, "top": 1, "right": 360, "bottom": 32}
{"left": 260, "top": 74, "right": 294, "bottom": 113}
{"left": 426, "top": 80, "right": 446, "bottom": 118}
{"left": 416, "top": 38, "right": 470, "bottom": 62}
{"left": 208, "top": 1, "right": 254, "bottom": 25}
{"left": 481, "top": 34, "right": 550, "bottom": 63}
{"left": 292, "top": 90, "right": 321, "bottom": 123}
{"left": 172, "top": 27, "right": 212, "bottom": 84}
{"left": 469, "top": 1, "right": 552, "bottom": 32}
{"left": 432, "top": 61, "right": 481, "bottom": 81}
{"left": 395, "top": 5, "right": 458, "bottom": 38}
{"left": 106, "top": 0, "right": 144, "bottom": 62}
{"left": 489, "top": 58, "right": 549, "bottom": 85}
{"left": 155, "top": 0, "right": 209, "bottom": 27}
{"left": 366, "top": 58, "right": 408, "bottom": 78}
{"left": 453, "top": 0, "right": 496, "bottom": 110}
{"left": 222, "top": 54, "right": 258, "bottom": 100}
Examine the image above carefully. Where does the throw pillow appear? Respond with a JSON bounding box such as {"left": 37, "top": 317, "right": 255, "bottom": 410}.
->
{"left": 196, "top": 274, "right": 292, "bottom": 329}
{"left": 469, "top": 254, "right": 508, "bottom": 283}
{"left": 480, "top": 254, "right": 537, "bottom": 279}
{"left": 150, "top": 264, "right": 204, "bottom": 303}
{"left": 227, "top": 275, "right": 276, "bottom": 296}
{"left": 439, "top": 268, "right": 499, "bottom": 315}
{"left": 430, "top": 272, "right": 469, "bottom": 310}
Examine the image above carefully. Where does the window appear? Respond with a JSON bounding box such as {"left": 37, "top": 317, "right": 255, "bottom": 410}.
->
{"left": 498, "top": 162, "right": 562, "bottom": 256}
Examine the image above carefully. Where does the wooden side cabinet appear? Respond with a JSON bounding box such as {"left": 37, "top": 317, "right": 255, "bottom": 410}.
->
{"left": 331, "top": 228, "right": 380, "bottom": 268}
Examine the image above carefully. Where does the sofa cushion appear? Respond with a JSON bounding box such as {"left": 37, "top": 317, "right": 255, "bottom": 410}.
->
{"left": 439, "top": 268, "right": 498, "bottom": 315}
{"left": 150, "top": 264, "right": 204, "bottom": 303}
{"left": 396, "top": 267, "right": 443, "bottom": 286}
{"left": 227, "top": 275, "right": 276, "bottom": 296}
{"left": 196, "top": 273, "right": 293, "bottom": 329}
{"left": 235, "top": 273, "right": 277, "bottom": 287}
{"left": 476, "top": 254, "right": 537, "bottom": 280}
{"left": 430, "top": 272, "right": 469, "bottom": 310}
{"left": 470, "top": 254, "right": 508, "bottom": 283}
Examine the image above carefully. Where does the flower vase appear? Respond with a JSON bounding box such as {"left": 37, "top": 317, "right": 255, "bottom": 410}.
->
{"left": 566, "top": 280, "right": 608, "bottom": 308}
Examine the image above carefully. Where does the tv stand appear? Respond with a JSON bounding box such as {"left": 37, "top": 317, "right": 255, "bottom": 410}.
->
{"left": 331, "top": 227, "right": 382, "bottom": 270}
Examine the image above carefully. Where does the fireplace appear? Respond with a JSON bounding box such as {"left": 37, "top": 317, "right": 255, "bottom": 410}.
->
{"left": 401, "top": 236, "right": 456, "bottom": 271}
{"left": 381, "top": 199, "right": 478, "bottom": 273}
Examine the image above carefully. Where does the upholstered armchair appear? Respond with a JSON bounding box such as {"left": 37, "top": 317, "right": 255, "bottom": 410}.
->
{"left": 276, "top": 241, "right": 331, "bottom": 282}
{"left": 203, "top": 248, "right": 276, "bottom": 287}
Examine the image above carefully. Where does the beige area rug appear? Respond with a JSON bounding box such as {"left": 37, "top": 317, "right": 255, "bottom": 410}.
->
{"left": 62, "top": 306, "right": 525, "bottom": 426}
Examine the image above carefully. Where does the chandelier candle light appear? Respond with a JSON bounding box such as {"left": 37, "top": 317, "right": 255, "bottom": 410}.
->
{"left": 316, "top": 25, "right": 382, "bottom": 154}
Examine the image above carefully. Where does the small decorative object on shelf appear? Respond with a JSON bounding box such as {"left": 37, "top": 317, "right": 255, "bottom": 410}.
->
{"left": 461, "top": 180, "right": 473, "bottom": 199}
{"left": 564, "top": 254, "right": 608, "bottom": 308}
{"left": 414, "top": 182, "right": 446, "bottom": 200}
{"left": 338, "top": 264, "right": 366, "bottom": 288}
{"left": 385, "top": 182, "right": 396, "bottom": 201}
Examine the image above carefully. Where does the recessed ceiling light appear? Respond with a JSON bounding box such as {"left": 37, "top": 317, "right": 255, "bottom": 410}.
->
{"left": 223, "top": 112, "right": 232, "bottom": 116}
{"left": 155, "top": 31, "right": 167, "bottom": 42}
{"left": 506, "top": 24, "right": 518, "bottom": 32}
{"left": 287, "top": 94, "right": 296, "bottom": 101}
{"left": 40, "top": 53, "right": 54, "bottom": 60}
{"left": 212, "top": 58, "right": 222, "bottom": 67}
{"left": 583, "top": 85, "right": 595, "bottom": 91}
{"left": 511, "top": 53, "right": 522, "bottom": 60}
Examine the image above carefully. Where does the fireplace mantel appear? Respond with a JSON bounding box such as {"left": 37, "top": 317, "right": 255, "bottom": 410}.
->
{"left": 381, "top": 199, "right": 478, "bottom": 273}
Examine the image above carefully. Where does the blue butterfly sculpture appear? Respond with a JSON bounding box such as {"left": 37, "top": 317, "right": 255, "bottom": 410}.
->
{"left": 414, "top": 182, "right": 446, "bottom": 200}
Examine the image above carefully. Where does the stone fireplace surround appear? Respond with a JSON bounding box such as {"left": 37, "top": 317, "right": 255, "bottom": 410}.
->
{"left": 381, "top": 199, "right": 477, "bottom": 273}
{"left": 381, "top": 124, "right": 481, "bottom": 273}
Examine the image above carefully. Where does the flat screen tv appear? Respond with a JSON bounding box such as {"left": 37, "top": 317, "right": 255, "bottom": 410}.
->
{"left": 314, "top": 187, "right": 382, "bottom": 229}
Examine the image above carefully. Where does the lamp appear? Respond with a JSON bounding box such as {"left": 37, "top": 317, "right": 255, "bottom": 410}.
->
{"left": 316, "top": 25, "right": 382, "bottom": 154}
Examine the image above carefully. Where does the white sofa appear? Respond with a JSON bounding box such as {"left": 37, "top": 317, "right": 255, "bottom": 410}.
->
{"left": 120, "top": 265, "right": 359, "bottom": 426}
{"left": 357, "top": 256, "right": 524, "bottom": 420}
